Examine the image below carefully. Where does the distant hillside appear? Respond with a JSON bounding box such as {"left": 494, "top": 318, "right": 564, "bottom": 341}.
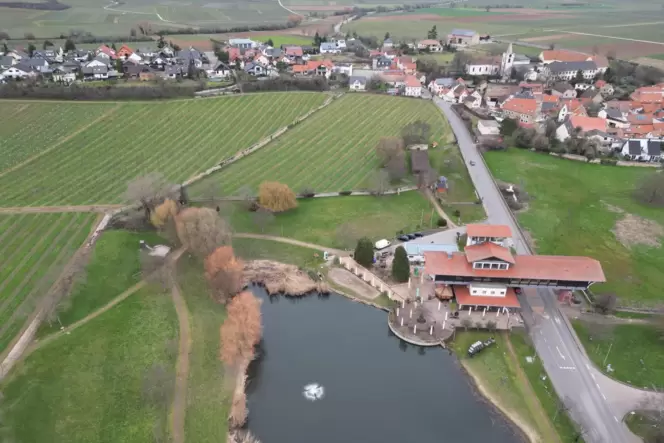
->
{"left": 0, "top": 0, "right": 69, "bottom": 10}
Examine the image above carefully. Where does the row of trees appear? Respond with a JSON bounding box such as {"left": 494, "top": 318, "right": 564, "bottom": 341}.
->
{"left": 354, "top": 239, "right": 410, "bottom": 282}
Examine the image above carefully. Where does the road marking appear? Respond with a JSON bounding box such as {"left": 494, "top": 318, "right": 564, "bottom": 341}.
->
{"left": 556, "top": 346, "right": 566, "bottom": 360}
{"left": 614, "top": 416, "right": 619, "bottom": 423}
{"left": 559, "top": 366, "right": 576, "bottom": 370}
{"left": 554, "top": 315, "right": 561, "bottom": 325}
{"left": 590, "top": 373, "right": 596, "bottom": 380}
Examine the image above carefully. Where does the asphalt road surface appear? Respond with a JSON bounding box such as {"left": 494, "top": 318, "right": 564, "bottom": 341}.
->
{"left": 434, "top": 98, "right": 640, "bottom": 443}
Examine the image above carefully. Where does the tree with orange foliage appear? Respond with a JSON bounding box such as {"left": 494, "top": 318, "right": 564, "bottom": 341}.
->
{"left": 287, "top": 14, "right": 303, "bottom": 27}
{"left": 176, "top": 207, "right": 231, "bottom": 257}
{"left": 220, "top": 291, "right": 262, "bottom": 366}
{"left": 205, "top": 246, "right": 244, "bottom": 304}
{"left": 150, "top": 199, "right": 178, "bottom": 229}
{"left": 257, "top": 181, "right": 297, "bottom": 213}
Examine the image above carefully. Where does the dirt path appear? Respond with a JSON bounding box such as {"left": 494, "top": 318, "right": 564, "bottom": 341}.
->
{"left": 328, "top": 267, "right": 380, "bottom": 300}
{"left": 169, "top": 253, "right": 191, "bottom": 443}
{"left": 0, "top": 105, "right": 120, "bottom": 178}
{"left": 234, "top": 233, "right": 348, "bottom": 256}
{"left": 423, "top": 189, "right": 457, "bottom": 228}
{"left": 505, "top": 334, "right": 562, "bottom": 443}
{"left": 0, "top": 205, "right": 124, "bottom": 214}
{"left": 544, "top": 29, "right": 664, "bottom": 46}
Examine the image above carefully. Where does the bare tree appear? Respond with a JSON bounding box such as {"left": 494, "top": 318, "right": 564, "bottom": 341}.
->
{"left": 236, "top": 185, "right": 256, "bottom": 210}
{"left": 369, "top": 169, "right": 390, "bottom": 196}
{"left": 251, "top": 207, "right": 275, "bottom": 233}
{"left": 204, "top": 246, "right": 244, "bottom": 304}
{"left": 176, "top": 207, "right": 232, "bottom": 257}
{"left": 125, "top": 173, "right": 173, "bottom": 220}
{"left": 375, "top": 137, "right": 405, "bottom": 167}
{"left": 42, "top": 253, "right": 89, "bottom": 329}
{"left": 401, "top": 121, "right": 431, "bottom": 147}
{"left": 594, "top": 293, "right": 618, "bottom": 314}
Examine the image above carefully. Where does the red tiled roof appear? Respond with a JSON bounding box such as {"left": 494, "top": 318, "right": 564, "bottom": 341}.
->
{"left": 595, "top": 80, "right": 606, "bottom": 88}
{"left": 291, "top": 65, "right": 308, "bottom": 73}
{"left": 569, "top": 115, "right": 606, "bottom": 132}
{"left": 627, "top": 113, "right": 654, "bottom": 125}
{"left": 454, "top": 285, "right": 521, "bottom": 308}
{"left": 424, "top": 252, "right": 606, "bottom": 283}
{"left": 542, "top": 94, "right": 559, "bottom": 103}
{"left": 284, "top": 46, "right": 303, "bottom": 56}
{"left": 563, "top": 99, "right": 587, "bottom": 116}
{"left": 405, "top": 75, "right": 421, "bottom": 87}
{"left": 630, "top": 87, "right": 664, "bottom": 103}
{"left": 625, "top": 124, "right": 654, "bottom": 135}
{"left": 606, "top": 100, "right": 632, "bottom": 112}
{"left": 419, "top": 39, "right": 440, "bottom": 45}
{"left": 501, "top": 97, "right": 537, "bottom": 116}
{"left": 465, "top": 242, "right": 515, "bottom": 264}
{"left": 467, "top": 224, "right": 512, "bottom": 238}
{"left": 540, "top": 50, "right": 587, "bottom": 63}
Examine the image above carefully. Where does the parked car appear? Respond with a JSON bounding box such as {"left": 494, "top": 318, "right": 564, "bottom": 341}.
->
{"left": 406, "top": 234, "right": 417, "bottom": 240}
{"left": 413, "top": 232, "right": 423, "bottom": 238}
{"left": 374, "top": 239, "right": 391, "bottom": 250}
{"left": 398, "top": 235, "right": 410, "bottom": 242}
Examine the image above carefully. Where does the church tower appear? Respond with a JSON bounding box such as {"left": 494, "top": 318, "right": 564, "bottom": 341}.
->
{"left": 500, "top": 43, "right": 515, "bottom": 79}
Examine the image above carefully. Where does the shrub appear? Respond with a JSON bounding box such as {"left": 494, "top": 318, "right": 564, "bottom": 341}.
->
{"left": 461, "top": 318, "right": 472, "bottom": 330}
{"left": 338, "top": 191, "right": 352, "bottom": 196}
{"left": 486, "top": 320, "right": 497, "bottom": 331}
{"left": 258, "top": 181, "right": 297, "bottom": 212}
{"left": 437, "top": 218, "right": 447, "bottom": 227}
{"left": 600, "top": 158, "right": 618, "bottom": 166}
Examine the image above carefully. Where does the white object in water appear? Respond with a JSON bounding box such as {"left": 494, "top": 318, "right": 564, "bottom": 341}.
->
{"left": 303, "top": 383, "right": 325, "bottom": 401}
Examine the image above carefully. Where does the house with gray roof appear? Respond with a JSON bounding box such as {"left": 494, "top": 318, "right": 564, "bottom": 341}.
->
{"left": 349, "top": 75, "right": 366, "bottom": 91}
{"left": 551, "top": 82, "right": 576, "bottom": 98}
{"left": 23, "top": 57, "right": 50, "bottom": 72}
{"left": 320, "top": 42, "right": 340, "bottom": 54}
{"left": 598, "top": 107, "right": 629, "bottom": 128}
{"left": 621, "top": 139, "right": 663, "bottom": 162}
{"left": 543, "top": 61, "right": 598, "bottom": 81}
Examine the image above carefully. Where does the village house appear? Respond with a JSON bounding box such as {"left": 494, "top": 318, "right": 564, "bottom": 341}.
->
{"left": 425, "top": 224, "right": 604, "bottom": 313}
{"left": 621, "top": 139, "right": 663, "bottom": 162}
{"left": 1, "top": 64, "right": 37, "bottom": 79}
{"left": 229, "top": 38, "right": 257, "bottom": 49}
{"left": 349, "top": 75, "right": 367, "bottom": 91}
{"left": 580, "top": 88, "right": 603, "bottom": 105}
{"left": 320, "top": 42, "right": 341, "bottom": 54}
{"left": 292, "top": 60, "right": 334, "bottom": 78}
{"left": 543, "top": 61, "right": 598, "bottom": 81}
{"left": 598, "top": 107, "right": 629, "bottom": 129}
{"left": 595, "top": 80, "right": 614, "bottom": 96}
{"left": 463, "top": 90, "right": 483, "bottom": 109}
{"left": 484, "top": 84, "right": 520, "bottom": 108}
{"left": 404, "top": 75, "right": 422, "bottom": 97}
{"left": 558, "top": 99, "right": 588, "bottom": 122}
{"left": 51, "top": 65, "right": 76, "bottom": 83}
{"left": 373, "top": 55, "right": 392, "bottom": 70}
{"left": 447, "top": 29, "right": 479, "bottom": 46}
{"left": 500, "top": 97, "right": 538, "bottom": 124}
{"left": 417, "top": 39, "right": 443, "bottom": 52}
{"left": 551, "top": 82, "right": 577, "bottom": 99}
{"left": 477, "top": 120, "right": 500, "bottom": 136}
{"left": 466, "top": 57, "right": 500, "bottom": 76}
{"left": 428, "top": 77, "right": 455, "bottom": 95}
{"left": 556, "top": 115, "right": 607, "bottom": 142}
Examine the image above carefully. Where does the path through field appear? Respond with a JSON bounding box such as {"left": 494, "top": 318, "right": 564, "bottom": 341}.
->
{"left": 423, "top": 189, "right": 457, "bottom": 228}
{"left": 544, "top": 29, "right": 664, "bottom": 46}
{"left": 234, "top": 233, "right": 347, "bottom": 256}
{"left": 170, "top": 250, "right": 191, "bottom": 443}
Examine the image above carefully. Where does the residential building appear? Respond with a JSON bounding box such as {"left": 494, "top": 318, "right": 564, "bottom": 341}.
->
{"left": 1, "top": 64, "right": 36, "bottom": 79}
{"left": 539, "top": 49, "right": 588, "bottom": 64}
{"left": 425, "top": 224, "right": 605, "bottom": 312}
{"left": 466, "top": 224, "right": 511, "bottom": 247}
{"left": 477, "top": 120, "right": 500, "bottom": 136}
{"left": 383, "top": 37, "right": 394, "bottom": 48}
{"left": 51, "top": 66, "right": 76, "bottom": 83}
{"left": 403, "top": 243, "right": 458, "bottom": 264}
{"left": 551, "top": 82, "right": 577, "bottom": 98}
{"left": 82, "top": 65, "right": 108, "bottom": 80}
{"left": 244, "top": 62, "right": 264, "bottom": 76}
{"left": 320, "top": 42, "right": 341, "bottom": 54}
{"left": 484, "top": 83, "right": 520, "bottom": 108}
{"left": 580, "top": 88, "right": 603, "bottom": 105}
{"left": 543, "top": 61, "right": 598, "bottom": 81}
{"left": 463, "top": 90, "right": 483, "bottom": 109}
{"left": 447, "top": 29, "right": 479, "bottom": 46}
{"left": 283, "top": 45, "right": 303, "bottom": 58}
{"left": 428, "top": 77, "right": 455, "bottom": 95}
{"left": 349, "top": 75, "right": 367, "bottom": 91}
{"left": 556, "top": 115, "right": 607, "bottom": 142}
{"left": 229, "top": 38, "right": 257, "bottom": 49}
{"left": 417, "top": 39, "right": 443, "bottom": 52}
{"left": 598, "top": 108, "right": 629, "bottom": 129}
{"left": 621, "top": 139, "right": 663, "bottom": 162}
{"left": 500, "top": 97, "right": 538, "bottom": 123}
{"left": 372, "top": 55, "right": 392, "bottom": 70}
{"left": 466, "top": 57, "right": 500, "bottom": 76}
{"left": 558, "top": 99, "right": 587, "bottom": 122}
{"left": 404, "top": 75, "right": 422, "bottom": 97}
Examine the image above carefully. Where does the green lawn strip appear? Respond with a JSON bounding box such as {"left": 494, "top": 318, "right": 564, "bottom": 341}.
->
{"left": 613, "top": 311, "right": 656, "bottom": 320}
{"left": 227, "top": 192, "right": 434, "bottom": 249}
{"left": 0, "top": 93, "right": 327, "bottom": 206}
{"left": 625, "top": 411, "right": 661, "bottom": 442}
{"left": 256, "top": 35, "right": 313, "bottom": 46}
{"left": 509, "top": 331, "right": 584, "bottom": 442}
{"left": 484, "top": 148, "right": 664, "bottom": 306}
{"left": 176, "top": 254, "right": 230, "bottom": 442}
{"left": 572, "top": 320, "right": 664, "bottom": 389}
{"left": 37, "top": 229, "right": 167, "bottom": 337}
{"left": 451, "top": 331, "right": 541, "bottom": 440}
{"left": 442, "top": 203, "right": 486, "bottom": 224}
{"left": 233, "top": 237, "right": 326, "bottom": 269}
{"left": 0, "top": 287, "right": 178, "bottom": 443}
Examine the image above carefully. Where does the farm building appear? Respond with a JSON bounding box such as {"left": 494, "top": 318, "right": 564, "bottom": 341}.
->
{"left": 478, "top": 120, "right": 500, "bottom": 136}
{"left": 411, "top": 150, "right": 430, "bottom": 175}
{"left": 446, "top": 29, "right": 479, "bottom": 47}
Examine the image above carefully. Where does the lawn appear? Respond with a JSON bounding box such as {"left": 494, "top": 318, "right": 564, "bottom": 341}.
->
{"left": 0, "top": 93, "right": 327, "bottom": 207}
{"left": 189, "top": 94, "right": 454, "bottom": 196}
{"left": 224, "top": 192, "right": 436, "bottom": 249}
{"left": 233, "top": 237, "right": 325, "bottom": 268}
{"left": 572, "top": 320, "right": 664, "bottom": 389}
{"left": 176, "top": 255, "right": 231, "bottom": 443}
{"left": 417, "top": 52, "right": 455, "bottom": 64}
{"left": 343, "top": 18, "right": 517, "bottom": 41}
{"left": 38, "top": 229, "right": 167, "bottom": 336}
{"left": 0, "top": 286, "right": 178, "bottom": 443}
{"left": 451, "top": 331, "right": 541, "bottom": 439}
{"left": 0, "top": 213, "right": 96, "bottom": 353}
{"left": 256, "top": 35, "right": 313, "bottom": 46}
{"left": 509, "top": 331, "right": 583, "bottom": 442}
{"left": 395, "top": 7, "right": 510, "bottom": 17}
{"left": 484, "top": 148, "right": 664, "bottom": 306}
{"left": 625, "top": 411, "right": 662, "bottom": 443}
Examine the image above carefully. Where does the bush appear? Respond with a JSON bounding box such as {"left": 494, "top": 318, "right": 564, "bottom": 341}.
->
{"left": 241, "top": 76, "right": 329, "bottom": 93}
{"left": 486, "top": 320, "right": 497, "bottom": 331}
{"left": 437, "top": 218, "right": 448, "bottom": 227}
{"left": 354, "top": 237, "right": 374, "bottom": 268}
{"left": 391, "top": 246, "right": 410, "bottom": 282}
{"left": 338, "top": 191, "right": 352, "bottom": 196}
{"left": 600, "top": 158, "right": 618, "bottom": 166}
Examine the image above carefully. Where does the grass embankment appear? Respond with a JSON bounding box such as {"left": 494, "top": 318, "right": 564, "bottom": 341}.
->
{"left": 176, "top": 254, "right": 230, "bottom": 442}
{"left": 0, "top": 212, "right": 96, "bottom": 353}
{"left": 0, "top": 93, "right": 327, "bottom": 206}
{"left": 227, "top": 192, "right": 437, "bottom": 249}
{"left": 38, "top": 230, "right": 165, "bottom": 336}
{"left": 0, "top": 287, "right": 178, "bottom": 443}
{"left": 572, "top": 320, "right": 664, "bottom": 389}
{"left": 485, "top": 148, "right": 664, "bottom": 306}
{"left": 625, "top": 411, "right": 662, "bottom": 443}
{"left": 233, "top": 237, "right": 325, "bottom": 268}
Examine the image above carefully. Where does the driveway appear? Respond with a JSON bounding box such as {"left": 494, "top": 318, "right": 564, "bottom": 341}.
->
{"left": 434, "top": 98, "right": 644, "bottom": 443}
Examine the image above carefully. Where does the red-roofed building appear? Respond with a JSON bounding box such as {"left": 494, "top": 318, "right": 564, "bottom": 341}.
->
{"left": 423, "top": 224, "right": 605, "bottom": 311}
{"left": 404, "top": 75, "right": 422, "bottom": 97}
{"left": 96, "top": 44, "right": 116, "bottom": 59}
{"left": 284, "top": 45, "right": 303, "bottom": 58}
{"left": 292, "top": 59, "right": 335, "bottom": 77}
{"left": 556, "top": 115, "right": 607, "bottom": 141}
{"left": 116, "top": 44, "right": 133, "bottom": 58}
{"left": 539, "top": 49, "right": 588, "bottom": 64}
{"left": 630, "top": 86, "right": 664, "bottom": 103}
{"left": 558, "top": 99, "right": 587, "bottom": 122}
{"left": 500, "top": 97, "right": 538, "bottom": 123}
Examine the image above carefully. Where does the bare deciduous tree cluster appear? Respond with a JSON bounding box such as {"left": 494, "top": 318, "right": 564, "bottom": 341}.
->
{"left": 204, "top": 246, "right": 244, "bottom": 304}
{"left": 257, "top": 181, "right": 297, "bottom": 213}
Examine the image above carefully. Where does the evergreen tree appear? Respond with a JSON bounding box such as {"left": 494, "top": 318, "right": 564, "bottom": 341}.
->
{"left": 64, "top": 39, "right": 76, "bottom": 52}
{"left": 384, "top": 32, "right": 390, "bottom": 40}
{"left": 354, "top": 237, "right": 374, "bottom": 268}
{"left": 27, "top": 43, "right": 36, "bottom": 57}
{"left": 179, "top": 185, "right": 189, "bottom": 205}
{"left": 157, "top": 35, "right": 166, "bottom": 49}
{"left": 266, "top": 38, "right": 274, "bottom": 47}
{"left": 427, "top": 25, "right": 437, "bottom": 40}
{"left": 391, "top": 246, "right": 410, "bottom": 282}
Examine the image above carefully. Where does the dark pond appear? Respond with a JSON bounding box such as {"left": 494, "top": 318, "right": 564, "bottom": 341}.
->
{"left": 246, "top": 288, "right": 525, "bottom": 443}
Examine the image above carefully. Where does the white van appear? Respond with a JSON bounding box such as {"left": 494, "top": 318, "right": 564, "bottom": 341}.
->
{"left": 374, "top": 239, "right": 391, "bottom": 250}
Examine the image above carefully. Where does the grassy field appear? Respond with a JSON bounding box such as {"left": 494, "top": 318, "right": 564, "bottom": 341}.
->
{"left": 626, "top": 411, "right": 661, "bottom": 442}
{"left": 189, "top": 94, "right": 453, "bottom": 196}
{"left": 484, "top": 149, "right": 664, "bottom": 307}
{"left": 0, "top": 212, "right": 96, "bottom": 353}
{"left": 0, "top": 93, "right": 327, "bottom": 207}
{"left": 257, "top": 35, "right": 313, "bottom": 46}
{"left": 0, "top": 287, "right": 178, "bottom": 443}
{"left": 224, "top": 192, "right": 436, "bottom": 249}
{"left": 176, "top": 255, "right": 230, "bottom": 442}
{"left": 394, "top": 7, "right": 510, "bottom": 17}
{"left": 572, "top": 320, "right": 664, "bottom": 389}
{"left": 234, "top": 237, "right": 325, "bottom": 268}
{"left": 37, "top": 229, "right": 166, "bottom": 336}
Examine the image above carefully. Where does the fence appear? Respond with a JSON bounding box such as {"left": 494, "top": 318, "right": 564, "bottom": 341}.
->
{"left": 338, "top": 256, "right": 396, "bottom": 300}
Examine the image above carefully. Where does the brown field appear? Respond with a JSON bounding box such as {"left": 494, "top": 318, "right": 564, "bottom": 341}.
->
{"left": 632, "top": 57, "right": 664, "bottom": 69}
{"left": 451, "top": 13, "right": 574, "bottom": 22}
{"left": 522, "top": 34, "right": 573, "bottom": 42}
{"left": 364, "top": 14, "right": 442, "bottom": 22}
{"left": 577, "top": 42, "right": 664, "bottom": 59}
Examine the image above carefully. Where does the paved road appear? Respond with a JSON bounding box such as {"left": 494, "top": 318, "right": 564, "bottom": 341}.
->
{"left": 434, "top": 98, "right": 641, "bottom": 443}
